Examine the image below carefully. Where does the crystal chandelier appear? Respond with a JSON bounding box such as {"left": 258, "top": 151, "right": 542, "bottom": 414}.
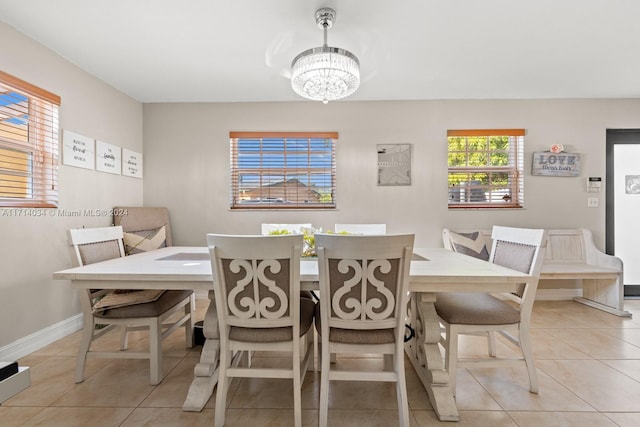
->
{"left": 291, "top": 8, "right": 360, "bottom": 104}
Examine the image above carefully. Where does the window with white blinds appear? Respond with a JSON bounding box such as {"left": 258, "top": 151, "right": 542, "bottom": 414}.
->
{"left": 0, "top": 71, "right": 60, "bottom": 208}
{"left": 230, "top": 132, "right": 337, "bottom": 209}
{"left": 448, "top": 129, "right": 524, "bottom": 208}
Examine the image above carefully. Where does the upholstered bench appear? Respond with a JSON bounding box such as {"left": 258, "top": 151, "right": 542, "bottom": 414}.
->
{"left": 442, "top": 228, "right": 631, "bottom": 317}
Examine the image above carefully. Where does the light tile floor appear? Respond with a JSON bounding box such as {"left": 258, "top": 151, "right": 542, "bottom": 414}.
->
{"left": 2, "top": 299, "right": 640, "bottom": 427}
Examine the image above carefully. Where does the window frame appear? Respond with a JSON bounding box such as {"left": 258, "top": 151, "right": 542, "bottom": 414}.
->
{"left": 447, "top": 129, "right": 524, "bottom": 209}
{"left": 229, "top": 131, "right": 337, "bottom": 210}
{"left": 0, "top": 71, "right": 60, "bottom": 208}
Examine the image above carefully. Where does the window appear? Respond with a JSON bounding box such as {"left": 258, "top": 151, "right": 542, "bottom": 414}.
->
{"left": 230, "top": 132, "right": 337, "bottom": 209}
{"left": 448, "top": 129, "right": 524, "bottom": 208}
{"left": 0, "top": 71, "right": 60, "bottom": 208}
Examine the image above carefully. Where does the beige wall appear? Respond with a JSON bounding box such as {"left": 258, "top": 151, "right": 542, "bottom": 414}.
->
{"left": 143, "top": 99, "right": 640, "bottom": 251}
{"left": 0, "top": 22, "right": 143, "bottom": 348}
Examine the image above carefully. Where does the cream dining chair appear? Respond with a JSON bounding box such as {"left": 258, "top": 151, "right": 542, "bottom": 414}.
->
{"left": 68, "top": 226, "right": 194, "bottom": 385}
{"left": 435, "top": 225, "right": 546, "bottom": 394}
{"left": 315, "top": 233, "right": 415, "bottom": 427}
{"left": 207, "top": 233, "right": 315, "bottom": 427}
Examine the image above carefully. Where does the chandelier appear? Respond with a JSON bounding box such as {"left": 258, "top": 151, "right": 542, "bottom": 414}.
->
{"left": 291, "top": 8, "right": 360, "bottom": 104}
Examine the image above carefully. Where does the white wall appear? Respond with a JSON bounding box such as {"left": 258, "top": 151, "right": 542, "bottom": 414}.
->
{"left": 143, "top": 99, "right": 640, "bottom": 253}
{"left": 0, "top": 22, "right": 143, "bottom": 349}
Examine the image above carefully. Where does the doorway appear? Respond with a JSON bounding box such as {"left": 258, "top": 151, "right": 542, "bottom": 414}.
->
{"left": 606, "top": 129, "right": 640, "bottom": 297}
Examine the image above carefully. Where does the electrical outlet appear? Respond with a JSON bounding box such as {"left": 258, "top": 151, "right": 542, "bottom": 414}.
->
{"left": 587, "top": 198, "right": 599, "bottom": 208}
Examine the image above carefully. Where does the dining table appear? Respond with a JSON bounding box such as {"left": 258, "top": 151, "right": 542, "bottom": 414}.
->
{"left": 53, "top": 245, "right": 533, "bottom": 422}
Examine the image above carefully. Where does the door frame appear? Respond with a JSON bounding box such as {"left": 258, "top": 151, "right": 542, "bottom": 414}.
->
{"left": 606, "top": 128, "right": 640, "bottom": 297}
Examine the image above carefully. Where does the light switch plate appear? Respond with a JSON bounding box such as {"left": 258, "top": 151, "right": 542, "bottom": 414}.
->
{"left": 587, "top": 198, "right": 599, "bottom": 208}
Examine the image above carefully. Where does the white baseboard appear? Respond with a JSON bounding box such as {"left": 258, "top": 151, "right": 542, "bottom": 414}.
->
{"left": 536, "top": 288, "right": 582, "bottom": 301}
{"left": 0, "top": 314, "right": 83, "bottom": 362}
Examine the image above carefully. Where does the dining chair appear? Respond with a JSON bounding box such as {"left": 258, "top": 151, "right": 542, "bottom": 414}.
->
{"left": 435, "top": 225, "right": 546, "bottom": 394}
{"left": 315, "top": 233, "right": 415, "bottom": 427}
{"left": 333, "top": 223, "right": 387, "bottom": 234}
{"left": 67, "top": 226, "right": 194, "bottom": 385}
{"left": 207, "top": 233, "right": 315, "bottom": 427}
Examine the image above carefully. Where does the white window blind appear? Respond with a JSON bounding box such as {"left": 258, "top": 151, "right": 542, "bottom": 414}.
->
{"left": 0, "top": 71, "right": 60, "bottom": 208}
{"left": 230, "top": 132, "right": 337, "bottom": 209}
{"left": 447, "top": 129, "right": 524, "bottom": 208}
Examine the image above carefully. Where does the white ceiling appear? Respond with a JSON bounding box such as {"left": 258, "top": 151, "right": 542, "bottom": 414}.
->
{"left": 1, "top": 0, "right": 639, "bottom": 103}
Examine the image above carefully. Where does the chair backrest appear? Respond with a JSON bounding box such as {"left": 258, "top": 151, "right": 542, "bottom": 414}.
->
{"left": 334, "top": 224, "right": 387, "bottom": 235}
{"left": 113, "top": 206, "right": 172, "bottom": 249}
{"left": 489, "top": 226, "right": 546, "bottom": 319}
{"left": 67, "top": 226, "right": 125, "bottom": 267}
{"left": 315, "top": 233, "right": 414, "bottom": 335}
{"left": 207, "top": 234, "right": 303, "bottom": 333}
{"left": 489, "top": 226, "right": 546, "bottom": 276}
{"left": 261, "top": 223, "right": 312, "bottom": 235}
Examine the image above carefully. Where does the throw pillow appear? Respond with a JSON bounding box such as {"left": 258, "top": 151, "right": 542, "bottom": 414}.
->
{"left": 123, "top": 225, "right": 167, "bottom": 255}
{"left": 449, "top": 231, "right": 490, "bottom": 261}
{"left": 92, "top": 289, "right": 166, "bottom": 314}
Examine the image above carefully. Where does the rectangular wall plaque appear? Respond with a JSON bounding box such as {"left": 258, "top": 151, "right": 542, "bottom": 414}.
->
{"left": 95, "top": 140, "right": 122, "bottom": 174}
{"left": 532, "top": 152, "right": 581, "bottom": 177}
{"left": 122, "top": 148, "right": 143, "bottom": 178}
{"left": 377, "top": 144, "right": 411, "bottom": 185}
{"left": 62, "top": 130, "right": 95, "bottom": 170}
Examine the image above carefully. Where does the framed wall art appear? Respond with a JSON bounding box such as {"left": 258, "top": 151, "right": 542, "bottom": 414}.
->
{"left": 377, "top": 144, "right": 411, "bottom": 186}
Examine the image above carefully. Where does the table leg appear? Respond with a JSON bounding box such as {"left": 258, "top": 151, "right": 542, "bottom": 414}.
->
{"left": 182, "top": 290, "right": 220, "bottom": 411}
{"left": 405, "top": 292, "right": 459, "bottom": 421}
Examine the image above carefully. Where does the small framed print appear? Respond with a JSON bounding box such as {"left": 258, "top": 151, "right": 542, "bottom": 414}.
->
{"left": 95, "top": 140, "right": 122, "bottom": 175}
{"left": 62, "top": 130, "right": 95, "bottom": 170}
{"left": 122, "top": 148, "right": 143, "bottom": 178}
{"left": 377, "top": 144, "right": 411, "bottom": 186}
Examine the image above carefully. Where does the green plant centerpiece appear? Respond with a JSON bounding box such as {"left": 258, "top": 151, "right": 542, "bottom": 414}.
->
{"left": 268, "top": 226, "right": 320, "bottom": 257}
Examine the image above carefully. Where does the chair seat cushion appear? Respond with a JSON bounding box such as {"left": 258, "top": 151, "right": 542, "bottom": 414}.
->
{"left": 314, "top": 304, "right": 396, "bottom": 344}
{"left": 96, "top": 289, "right": 193, "bottom": 319}
{"left": 435, "top": 292, "right": 520, "bottom": 325}
{"left": 229, "top": 297, "right": 316, "bottom": 343}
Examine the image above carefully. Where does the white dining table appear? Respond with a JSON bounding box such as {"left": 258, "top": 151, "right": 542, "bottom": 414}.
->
{"left": 53, "top": 246, "right": 532, "bottom": 422}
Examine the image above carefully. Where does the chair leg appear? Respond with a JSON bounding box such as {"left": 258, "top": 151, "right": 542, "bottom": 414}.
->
{"left": 185, "top": 295, "right": 195, "bottom": 348}
{"left": 519, "top": 326, "right": 539, "bottom": 393}
{"left": 487, "top": 331, "right": 497, "bottom": 357}
{"left": 120, "top": 325, "right": 129, "bottom": 351}
{"left": 394, "top": 351, "right": 410, "bottom": 427}
{"left": 149, "top": 318, "right": 162, "bottom": 385}
{"left": 305, "top": 329, "right": 314, "bottom": 372}
{"left": 215, "top": 349, "right": 231, "bottom": 427}
{"left": 75, "top": 315, "right": 94, "bottom": 383}
{"left": 319, "top": 341, "right": 331, "bottom": 427}
{"left": 293, "top": 339, "right": 302, "bottom": 427}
